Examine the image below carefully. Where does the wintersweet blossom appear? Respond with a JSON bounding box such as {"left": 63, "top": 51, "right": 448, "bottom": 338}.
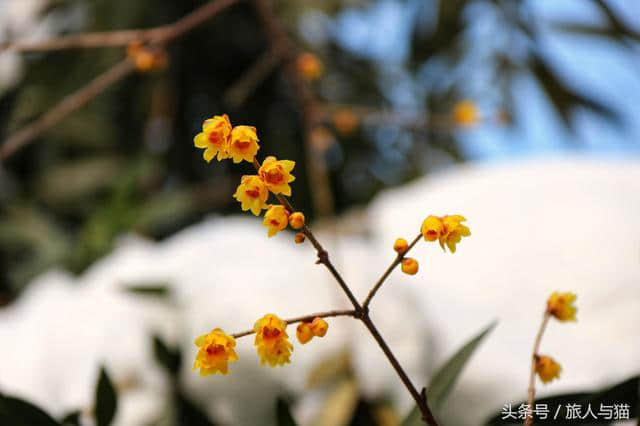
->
{"left": 254, "top": 314, "right": 293, "bottom": 367}
{"left": 440, "top": 215, "right": 471, "bottom": 253}
{"left": 193, "top": 114, "right": 232, "bottom": 162}
{"left": 421, "top": 216, "right": 444, "bottom": 242}
{"left": 263, "top": 205, "right": 289, "bottom": 237}
{"left": 258, "top": 156, "right": 296, "bottom": 196}
{"left": 294, "top": 233, "right": 305, "bottom": 244}
{"left": 233, "top": 175, "right": 268, "bottom": 216}
{"left": 192, "top": 328, "right": 238, "bottom": 376}
{"left": 401, "top": 258, "right": 419, "bottom": 275}
{"left": 535, "top": 355, "right": 561, "bottom": 384}
{"left": 547, "top": 292, "right": 577, "bottom": 321}
{"left": 228, "top": 125, "right": 260, "bottom": 163}
{"left": 452, "top": 100, "right": 479, "bottom": 127}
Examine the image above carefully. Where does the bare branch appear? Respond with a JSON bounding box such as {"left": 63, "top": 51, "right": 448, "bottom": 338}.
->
{"left": 231, "top": 309, "right": 356, "bottom": 339}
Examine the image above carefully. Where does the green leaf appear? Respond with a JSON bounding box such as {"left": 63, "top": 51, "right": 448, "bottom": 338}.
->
{"left": 123, "top": 283, "right": 171, "bottom": 298}
{"left": 153, "top": 335, "right": 182, "bottom": 375}
{"left": 276, "top": 398, "right": 298, "bottom": 426}
{"left": 175, "top": 392, "right": 216, "bottom": 426}
{"left": 485, "top": 375, "right": 639, "bottom": 425}
{"left": 0, "top": 393, "right": 61, "bottom": 426}
{"left": 402, "top": 321, "right": 497, "bottom": 426}
{"left": 95, "top": 367, "right": 117, "bottom": 426}
{"left": 60, "top": 411, "right": 81, "bottom": 425}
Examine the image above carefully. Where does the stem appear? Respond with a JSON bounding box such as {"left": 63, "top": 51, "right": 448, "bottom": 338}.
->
{"left": 361, "top": 315, "right": 439, "bottom": 426}
{"left": 0, "top": 59, "right": 135, "bottom": 160}
{"left": 524, "top": 312, "right": 551, "bottom": 426}
{"left": 250, "top": 156, "right": 437, "bottom": 425}
{"left": 232, "top": 309, "right": 356, "bottom": 339}
{"left": 362, "top": 233, "right": 422, "bottom": 309}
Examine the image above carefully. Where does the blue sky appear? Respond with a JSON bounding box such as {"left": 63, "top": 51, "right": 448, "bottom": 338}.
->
{"left": 318, "top": 0, "right": 640, "bottom": 162}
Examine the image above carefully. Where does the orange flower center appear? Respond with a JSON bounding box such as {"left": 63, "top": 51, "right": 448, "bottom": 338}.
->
{"left": 426, "top": 230, "right": 438, "bottom": 239}
{"left": 234, "top": 140, "right": 251, "bottom": 150}
{"left": 265, "top": 167, "right": 284, "bottom": 185}
{"left": 269, "top": 219, "right": 280, "bottom": 226}
{"left": 245, "top": 188, "right": 260, "bottom": 198}
{"left": 206, "top": 344, "right": 225, "bottom": 357}
{"left": 262, "top": 327, "right": 281, "bottom": 339}
{"left": 208, "top": 130, "right": 224, "bottom": 146}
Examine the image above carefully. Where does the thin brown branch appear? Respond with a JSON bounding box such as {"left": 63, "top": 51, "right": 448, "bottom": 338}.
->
{"left": 231, "top": 309, "right": 356, "bottom": 339}
{"left": 363, "top": 233, "right": 422, "bottom": 309}
{"left": 1, "top": 0, "right": 239, "bottom": 161}
{"left": 223, "top": 48, "right": 282, "bottom": 108}
{"left": 253, "top": 0, "right": 334, "bottom": 218}
{"left": 252, "top": 155, "right": 438, "bottom": 425}
{"left": 0, "top": 58, "right": 135, "bottom": 161}
{"left": 0, "top": 0, "right": 238, "bottom": 52}
{"left": 524, "top": 312, "right": 551, "bottom": 426}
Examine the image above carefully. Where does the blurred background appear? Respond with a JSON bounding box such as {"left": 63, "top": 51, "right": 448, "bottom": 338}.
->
{"left": 1, "top": 0, "right": 639, "bottom": 425}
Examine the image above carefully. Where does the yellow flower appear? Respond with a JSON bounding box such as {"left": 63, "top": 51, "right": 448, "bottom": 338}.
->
{"left": 296, "top": 52, "right": 323, "bottom": 81}
{"left": 294, "top": 232, "right": 306, "bottom": 244}
{"left": 229, "top": 125, "right": 260, "bottom": 163}
{"left": 421, "top": 216, "right": 444, "bottom": 242}
{"left": 258, "top": 156, "right": 296, "bottom": 196}
{"left": 393, "top": 238, "right": 409, "bottom": 254}
{"left": 310, "top": 317, "right": 328, "bottom": 337}
{"left": 127, "top": 41, "right": 168, "bottom": 72}
{"left": 263, "top": 205, "right": 290, "bottom": 237}
{"left": 192, "top": 328, "right": 238, "bottom": 376}
{"left": 452, "top": 100, "right": 479, "bottom": 127}
{"left": 254, "top": 314, "right": 293, "bottom": 367}
{"left": 547, "top": 292, "right": 577, "bottom": 321}
{"left": 401, "top": 258, "right": 419, "bottom": 275}
{"left": 296, "top": 323, "right": 314, "bottom": 344}
{"left": 289, "top": 212, "right": 305, "bottom": 230}
{"left": 535, "top": 355, "right": 561, "bottom": 384}
{"left": 194, "top": 114, "right": 232, "bottom": 162}
{"left": 233, "top": 175, "right": 268, "bottom": 216}
{"left": 439, "top": 215, "right": 471, "bottom": 253}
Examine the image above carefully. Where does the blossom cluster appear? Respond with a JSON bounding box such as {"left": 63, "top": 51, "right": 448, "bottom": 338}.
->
{"left": 193, "top": 114, "right": 304, "bottom": 237}
{"left": 192, "top": 313, "right": 330, "bottom": 375}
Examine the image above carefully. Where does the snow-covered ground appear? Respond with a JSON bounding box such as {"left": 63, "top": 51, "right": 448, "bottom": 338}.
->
{"left": 1, "top": 155, "right": 639, "bottom": 425}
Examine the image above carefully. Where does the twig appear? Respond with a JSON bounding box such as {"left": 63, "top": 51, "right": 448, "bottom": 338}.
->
{"left": 363, "top": 233, "right": 422, "bottom": 309}
{"left": 253, "top": 0, "right": 335, "bottom": 218}
{"left": 232, "top": 309, "right": 356, "bottom": 338}
{"left": 524, "top": 312, "right": 551, "bottom": 426}
{"left": 251, "top": 156, "right": 438, "bottom": 426}
{"left": 1, "top": 0, "right": 239, "bottom": 161}
{"left": 0, "top": 59, "right": 135, "bottom": 160}
{"left": 0, "top": 0, "right": 238, "bottom": 52}
{"left": 223, "top": 48, "right": 282, "bottom": 108}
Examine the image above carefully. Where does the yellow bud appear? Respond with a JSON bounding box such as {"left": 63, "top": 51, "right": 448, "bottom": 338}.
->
{"left": 296, "top": 52, "right": 323, "bottom": 81}
{"left": 332, "top": 108, "right": 359, "bottom": 135}
{"left": 535, "top": 355, "right": 561, "bottom": 384}
{"left": 310, "top": 317, "right": 328, "bottom": 337}
{"left": 393, "top": 238, "right": 409, "bottom": 254}
{"left": 452, "top": 100, "right": 479, "bottom": 127}
{"left": 289, "top": 212, "right": 305, "bottom": 230}
{"left": 294, "top": 233, "right": 306, "bottom": 244}
{"left": 401, "top": 258, "right": 419, "bottom": 275}
{"left": 547, "top": 292, "right": 577, "bottom": 322}
{"left": 296, "top": 323, "right": 314, "bottom": 344}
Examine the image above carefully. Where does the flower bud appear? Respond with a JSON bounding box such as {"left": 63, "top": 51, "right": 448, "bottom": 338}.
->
{"left": 310, "top": 317, "right": 328, "bottom": 337}
{"left": 401, "top": 258, "right": 419, "bottom": 275}
{"left": 393, "top": 238, "right": 409, "bottom": 254}
{"left": 289, "top": 212, "right": 305, "bottom": 230}
{"left": 296, "top": 323, "right": 314, "bottom": 344}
